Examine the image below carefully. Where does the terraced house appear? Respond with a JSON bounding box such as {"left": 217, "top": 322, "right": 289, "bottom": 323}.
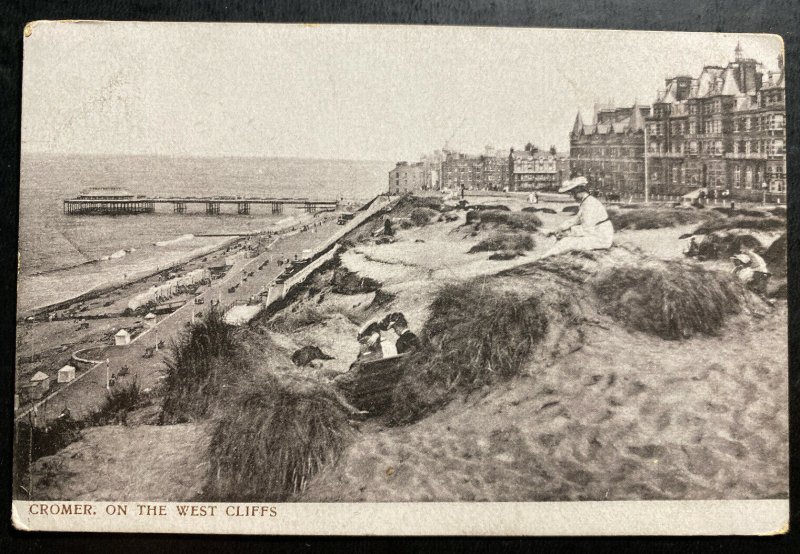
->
{"left": 440, "top": 148, "right": 509, "bottom": 191}
{"left": 645, "top": 44, "right": 786, "bottom": 201}
{"left": 569, "top": 103, "right": 650, "bottom": 195}
{"left": 569, "top": 45, "right": 786, "bottom": 202}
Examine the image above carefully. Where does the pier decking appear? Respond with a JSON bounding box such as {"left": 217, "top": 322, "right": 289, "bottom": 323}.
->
{"left": 64, "top": 196, "right": 339, "bottom": 215}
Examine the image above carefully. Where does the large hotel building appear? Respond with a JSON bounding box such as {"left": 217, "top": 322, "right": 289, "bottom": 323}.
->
{"left": 570, "top": 45, "right": 786, "bottom": 201}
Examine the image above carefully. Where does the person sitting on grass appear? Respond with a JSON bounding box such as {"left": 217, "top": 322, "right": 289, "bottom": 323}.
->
{"left": 382, "top": 312, "right": 421, "bottom": 355}
{"left": 732, "top": 249, "right": 770, "bottom": 295}
{"left": 683, "top": 236, "right": 700, "bottom": 258}
{"left": 356, "top": 321, "right": 384, "bottom": 362}
{"left": 542, "top": 176, "right": 614, "bottom": 258}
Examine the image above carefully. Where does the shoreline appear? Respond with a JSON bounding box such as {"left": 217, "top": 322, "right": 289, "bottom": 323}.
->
{"left": 17, "top": 212, "right": 319, "bottom": 320}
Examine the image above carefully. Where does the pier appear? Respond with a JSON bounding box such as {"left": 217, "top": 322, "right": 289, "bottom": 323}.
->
{"left": 64, "top": 188, "right": 339, "bottom": 216}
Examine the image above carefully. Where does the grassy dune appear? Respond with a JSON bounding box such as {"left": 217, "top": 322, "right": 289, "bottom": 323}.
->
{"left": 26, "top": 196, "right": 789, "bottom": 503}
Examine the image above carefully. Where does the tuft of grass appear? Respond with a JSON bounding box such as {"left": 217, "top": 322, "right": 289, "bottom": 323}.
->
{"left": 408, "top": 207, "right": 440, "bottom": 226}
{"left": 410, "top": 196, "right": 444, "bottom": 211}
{"left": 763, "top": 233, "right": 787, "bottom": 279}
{"left": 693, "top": 216, "right": 785, "bottom": 235}
{"left": 204, "top": 374, "right": 354, "bottom": 501}
{"left": 472, "top": 204, "right": 511, "bottom": 211}
{"left": 522, "top": 206, "right": 556, "bottom": 214}
{"left": 13, "top": 417, "right": 82, "bottom": 498}
{"left": 389, "top": 281, "right": 548, "bottom": 424}
{"left": 466, "top": 210, "right": 542, "bottom": 231}
{"left": 695, "top": 233, "right": 763, "bottom": 260}
{"left": 159, "top": 307, "right": 246, "bottom": 424}
{"left": 331, "top": 267, "right": 382, "bottom": 294}
{"left": 711, "top": 207, "right": 769, "bottom": 218}
{"left": 88, "top": 379, "right": 144, "bottom": 426}
{"left": 609, "top": 208, "right": 716, "bottom": 230}
{"left": 593, "top": 262, "right": 747, "bottom": 340}
{"left": 267, "top": 305, "right": 331, "bottom": 333}
{"left": 469, "top": 232, "right": 535, "bottom": 253}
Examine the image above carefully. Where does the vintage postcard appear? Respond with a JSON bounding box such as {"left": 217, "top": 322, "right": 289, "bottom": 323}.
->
{"left": 13, "top": 22, "right": 788, "bottom": 535}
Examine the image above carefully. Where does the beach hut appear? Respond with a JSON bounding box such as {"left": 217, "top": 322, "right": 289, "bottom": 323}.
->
{"left": 115, "top": 329, "right": 132, "bottom": 346}
{"left": 58, "top": 365, "right": 76, "bottom": 383}
{"left": 29, "top": 371, "right": 51, "bottom": 399}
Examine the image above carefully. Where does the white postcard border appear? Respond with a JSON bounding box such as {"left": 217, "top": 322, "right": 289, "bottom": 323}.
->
{"left": 12, "top": 499, "right": 788, "bottom": 536}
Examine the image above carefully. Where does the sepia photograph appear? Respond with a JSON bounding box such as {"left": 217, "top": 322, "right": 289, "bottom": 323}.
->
{"left": 11, "top": 22, "right": 788, "bottom": 535}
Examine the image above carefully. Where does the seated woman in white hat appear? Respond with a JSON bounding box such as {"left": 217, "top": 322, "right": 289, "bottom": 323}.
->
{"left": 542, "top": 176, "right": 614, "bottom": 257}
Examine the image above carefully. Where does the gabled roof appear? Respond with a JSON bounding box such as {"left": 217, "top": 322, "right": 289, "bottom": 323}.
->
{"left": 693, "top": 66, "right": 724, "bottom": 98}
{"left": 629, "top": 104, "right": 645, "bottom": 132}
{"left": 657, "top": 81, "right": 678, "bottom": 104}
{"left": 31, "top": 371, "right": 49, "bottom": 382}
{"left": 115, "top": 329, "right": 130, "bottom": 336}
{"left": 719, "top": 66, "right": 741, "bottom": 96}
{"left": 572, "top": 112, "right": 584, "bottom": 135}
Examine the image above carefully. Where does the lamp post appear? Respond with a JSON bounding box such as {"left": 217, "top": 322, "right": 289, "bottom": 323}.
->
{"left": 644, "top": 123, "right": 650, "bottom": 203}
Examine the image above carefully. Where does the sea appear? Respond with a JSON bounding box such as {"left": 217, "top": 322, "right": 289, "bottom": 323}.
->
{"left": 19, "top": 153, "right": 392, "bottom": 276}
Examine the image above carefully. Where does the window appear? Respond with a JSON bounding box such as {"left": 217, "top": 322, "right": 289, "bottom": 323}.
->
{"left": 734, "top": 166, "right": 740, "bottom": 187}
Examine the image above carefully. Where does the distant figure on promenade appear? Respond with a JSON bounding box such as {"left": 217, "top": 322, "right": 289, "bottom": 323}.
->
{"left": 542, "top": 176, "right": 614, "bottom": 258}
{"left": 732, "top": 249, "right": 770, "bottom": 294}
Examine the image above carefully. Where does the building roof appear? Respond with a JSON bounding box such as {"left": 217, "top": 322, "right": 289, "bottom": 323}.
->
{"left": 31, "top": 371, "right": 49, "bottom": 382}
{"left": 629, "top": 103, "right": 646, "bottom": 132}
{"left": 115, "top": 329, "right": 130, "bottom": 336}
{"left": 60, "top": 365, "right": 76, "bottom": 372}
{"left": 572, "top": 112, "right": 584, "bottom": 135}
{"left": 719, "top": 66, "right": 741, "bottom": 95}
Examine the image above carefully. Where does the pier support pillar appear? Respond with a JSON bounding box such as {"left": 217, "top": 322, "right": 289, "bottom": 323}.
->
{"left": 206, "top": 202, "right": 220, "bottom": 215}
{"left": 271, "top": 202, "right": 283, "bottom": 214}
{"left": 174, "top": 202, "right": 187, "bottom": 214}
{"left": 237, "top": 202, "right": 250, "bottom": 215}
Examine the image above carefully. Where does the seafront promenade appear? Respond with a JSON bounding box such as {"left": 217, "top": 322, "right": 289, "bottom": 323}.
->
{"left": 15, "top": 196, "right": 390, "bottom": 425}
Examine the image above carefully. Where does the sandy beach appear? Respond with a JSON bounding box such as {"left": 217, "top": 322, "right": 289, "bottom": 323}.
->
{"left": 16, "top": 214, "right": 314, "bottom": 316}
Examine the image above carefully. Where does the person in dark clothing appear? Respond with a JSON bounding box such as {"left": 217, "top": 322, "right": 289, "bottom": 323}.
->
{"left": 383, "top": 313, "right": 421, "bottom": 354}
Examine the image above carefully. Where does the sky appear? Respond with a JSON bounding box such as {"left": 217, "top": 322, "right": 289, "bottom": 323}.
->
{"left": 21, "top": 22, "right": 783, "bottom": 161}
